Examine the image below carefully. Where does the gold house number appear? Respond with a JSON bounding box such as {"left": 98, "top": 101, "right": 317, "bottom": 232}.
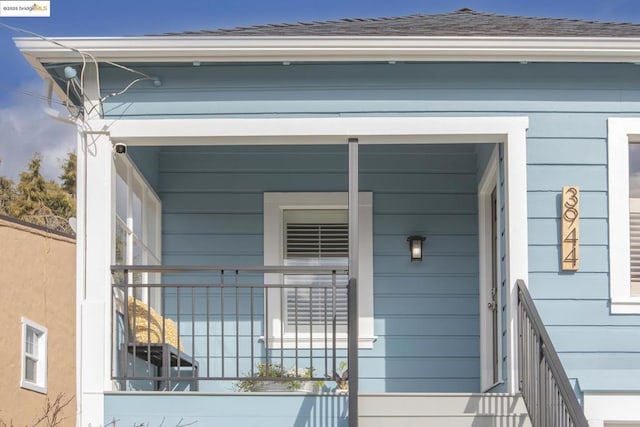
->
{"left": 561, "top": 186, "right": 579, "bottom": 271}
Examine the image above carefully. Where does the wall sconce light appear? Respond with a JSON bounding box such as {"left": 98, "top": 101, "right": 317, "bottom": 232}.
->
{"left": 407, "top": 235, "right": 426, "bottom": 262}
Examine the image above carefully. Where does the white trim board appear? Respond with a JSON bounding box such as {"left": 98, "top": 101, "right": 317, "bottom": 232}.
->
{"left": 607, "top": 118, "right": 640, "bottom": 314}
{"left": 263, "top": 192, "right": 375, "bottom": 349}
{"left": 91, "top": 116, "right": 527, "bottom": 146}
{"left": 583, "top": 393, "right": 640, "bottom": 426}
{"left": 478, "top": 146, "right": 503, "bottom": 391}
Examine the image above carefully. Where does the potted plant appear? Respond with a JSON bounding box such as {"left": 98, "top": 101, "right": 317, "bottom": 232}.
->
{"left": 235, "top": 362, "right": 294, "bottom": 392}
{"left": 333, "top": 361, "right": 348, "bottom": 393}
{"left": 295, "top": 367, "right": 325, "bottom": 393}
{"left": 235, "top": 363, "right": 324, "bottom": 393}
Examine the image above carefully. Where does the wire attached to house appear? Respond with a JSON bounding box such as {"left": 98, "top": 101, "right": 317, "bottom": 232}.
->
{"left": 0, "top": 82, "right": 67, "bottom": 105}
{"left": 1, "top": 22, "right": 160, "bottom": 121}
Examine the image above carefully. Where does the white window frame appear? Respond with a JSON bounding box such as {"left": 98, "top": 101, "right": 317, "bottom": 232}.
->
{"left": 608, "top": 118, "right": 640, "bottom": 313}
{"left": 584, "top": 392, "right": 640, "bottom": 426}
{"left": 264, "top": 192, "right": 375, "bottom": 349}
{"left": 20, "top": 317, "right": 47, "bottom": 394}
{"left": 114, "top": 155, "right": 162, "bottom": 308}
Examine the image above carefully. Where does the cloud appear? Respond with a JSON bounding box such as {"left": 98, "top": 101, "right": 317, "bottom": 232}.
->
{"left": 0, "top": 81, "right": 76, "bottom": 182}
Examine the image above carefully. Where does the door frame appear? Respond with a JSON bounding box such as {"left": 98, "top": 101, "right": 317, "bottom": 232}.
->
{"left": 478, "top": 145, "right": 503, "bottom": 391}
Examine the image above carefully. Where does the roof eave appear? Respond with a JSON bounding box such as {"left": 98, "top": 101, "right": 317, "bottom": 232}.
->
{"left": 15, "top": 35, "right": 640, "bottom": 63}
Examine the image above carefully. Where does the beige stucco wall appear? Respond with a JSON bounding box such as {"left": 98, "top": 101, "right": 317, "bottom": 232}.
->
{"left": 0, "top": 217, "right": 76, "bottom": 426}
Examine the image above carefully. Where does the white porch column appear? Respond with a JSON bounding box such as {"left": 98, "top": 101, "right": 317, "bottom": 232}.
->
{"left": 504, "top": 125, "right": 529, "bottom": 393}
{"left": 77, "top": 129, "right": 113, "bottom": 427}
{"left": 77, "top": 62, "right": 113, "bottom": 427}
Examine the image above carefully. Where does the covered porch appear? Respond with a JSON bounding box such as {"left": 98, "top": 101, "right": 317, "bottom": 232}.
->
{"left": 79, "top": 116, "right": 530, "bottom": 425}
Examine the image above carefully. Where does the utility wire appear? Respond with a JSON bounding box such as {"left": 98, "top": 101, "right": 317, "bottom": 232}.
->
{"left": 0, "top": 82, "right": 67, "bottom": 106}
{"left": 0, "top": 22, "right": 155, "bottom": 79}
{"left": 1, "top": 22, "right": 157, "bottom": 120}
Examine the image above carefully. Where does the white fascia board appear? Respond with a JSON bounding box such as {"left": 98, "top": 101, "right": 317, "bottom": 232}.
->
{"left": 14, "top": 36, "right": 640, "bottom": 63}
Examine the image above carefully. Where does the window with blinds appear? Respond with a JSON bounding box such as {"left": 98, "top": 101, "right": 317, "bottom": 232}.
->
{"left": 630, "top": 144, "right": 640, "bottom": 297}
{"left": 631, "top": 200, "right": 640, "bottom": 296}
{"left": 283, "top": 210, "right": 348, "bottom": 329}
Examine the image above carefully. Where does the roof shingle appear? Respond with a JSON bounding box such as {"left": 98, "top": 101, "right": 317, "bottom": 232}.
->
{"left": 158, "top": 8, "right": 640, "bottom": 38}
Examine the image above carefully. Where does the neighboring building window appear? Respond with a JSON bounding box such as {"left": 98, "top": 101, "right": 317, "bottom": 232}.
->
{"left": 114, "top": 156, "right": 162, "bottom": 307}
{"left": 21, "top": 317, "right": 47, "bottom": 394}
{"left": 264, "top": 192, "right": 376, "bottom": 349}
{"left": 608, "top": 118, "right": 640, "bottom": 313}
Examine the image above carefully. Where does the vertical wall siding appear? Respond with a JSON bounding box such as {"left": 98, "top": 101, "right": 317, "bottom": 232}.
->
{"left": 155, "top": 144, "right": 481, "bottom": 393}
{"left": 119, "top": 61, "right": 640, "bottom": 395}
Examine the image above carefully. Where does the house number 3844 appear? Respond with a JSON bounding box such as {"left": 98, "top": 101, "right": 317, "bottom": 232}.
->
{"left": 561, "top": 186, "right": 579, "bottom": 271}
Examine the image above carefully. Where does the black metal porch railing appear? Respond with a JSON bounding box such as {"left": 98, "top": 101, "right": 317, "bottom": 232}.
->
{"left": 111, "top": 265, "right": 349, "bottom": 392}
{"left": 517, "top": 280, "right": 589, "bottom": 427}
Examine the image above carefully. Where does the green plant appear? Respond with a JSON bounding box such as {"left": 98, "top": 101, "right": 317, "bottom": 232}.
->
{"left": 299, "top": 366, "right": 325, "bottom": 389}
{"left": 235, "top": 363, "right": 324, "bottom": 392}
{"left": 235, "top": 362, "right": 298, "bottom": 392}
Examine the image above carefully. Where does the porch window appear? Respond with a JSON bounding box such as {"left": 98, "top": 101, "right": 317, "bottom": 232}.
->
{"left": 114, "top": 156, "right": 162, "bottom": 307}
{"left": 20, "top": 317, "right": 47, "bottom": 394}
{"left": 264, "top": 192, "right": 375, "bottom": 349}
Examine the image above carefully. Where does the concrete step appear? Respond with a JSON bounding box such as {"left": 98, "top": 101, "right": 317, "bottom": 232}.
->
{"left": 360, "top": 393, "right": 531, "bottom": 427}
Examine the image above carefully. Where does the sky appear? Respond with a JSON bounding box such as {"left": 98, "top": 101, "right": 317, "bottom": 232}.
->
{"left": 2, "top": 0, "right": 640, "bottom": 181}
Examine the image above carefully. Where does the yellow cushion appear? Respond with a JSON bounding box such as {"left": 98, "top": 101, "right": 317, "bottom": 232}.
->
{"left": 127, "top": 296, "right": 183, "bottom": 352}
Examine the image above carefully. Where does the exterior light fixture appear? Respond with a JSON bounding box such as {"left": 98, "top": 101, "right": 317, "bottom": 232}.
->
{"left": 407, "top": 235, "right": 426, "bottom": 262}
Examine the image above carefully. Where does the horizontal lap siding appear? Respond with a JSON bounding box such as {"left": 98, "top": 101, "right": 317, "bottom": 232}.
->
{"left": 102, "top": 63, "right": 640, "bottom": 118}
{"left": 526, "top": 131, "right": 640, "bottom": 391}
{"left": 156, "top": 144, "right": 480, "bottom": 393}
{"left": 363, "top": 143, "right": 479, "bottom": 394}
{"left": 105, "top": 394, "right": 348, "bottom": 426}
{"left": 120, "top": 62, "right": 640, "bottom": 395}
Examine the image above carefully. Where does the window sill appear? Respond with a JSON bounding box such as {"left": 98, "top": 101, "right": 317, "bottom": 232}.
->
{"left": 610, "top": 298, "right": 640, "bottom": 314}
{"left": 260, "top": 335, "right": 377, "bottom": 350}
{"left": 21, "top": 380, "right": 47, "bottom": 394}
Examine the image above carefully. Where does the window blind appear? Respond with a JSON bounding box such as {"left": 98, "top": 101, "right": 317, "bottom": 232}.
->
{"left": 631, "top": 198, "right": 640, "bottom": 296}
{"left": 283, "top": 210, "right": 348, "bottom": 327}
{"left": 285, "top": 223, "right": 349, "bottom": 259}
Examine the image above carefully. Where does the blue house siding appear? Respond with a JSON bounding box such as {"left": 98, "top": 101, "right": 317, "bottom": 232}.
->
{"left": 101, "top": 62, "right": 640, "bottom": 118}
{"left": 144, "top": 144, "right": 482, "bottom": 393}
{"left": 525, "top": 133, "right": 640, "bottom": 391}
{"left": 105, "top": 394, "right": 348, "bottom": 426}
{"left": 120, "top": 61, "right": 640, "bottom": 396}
